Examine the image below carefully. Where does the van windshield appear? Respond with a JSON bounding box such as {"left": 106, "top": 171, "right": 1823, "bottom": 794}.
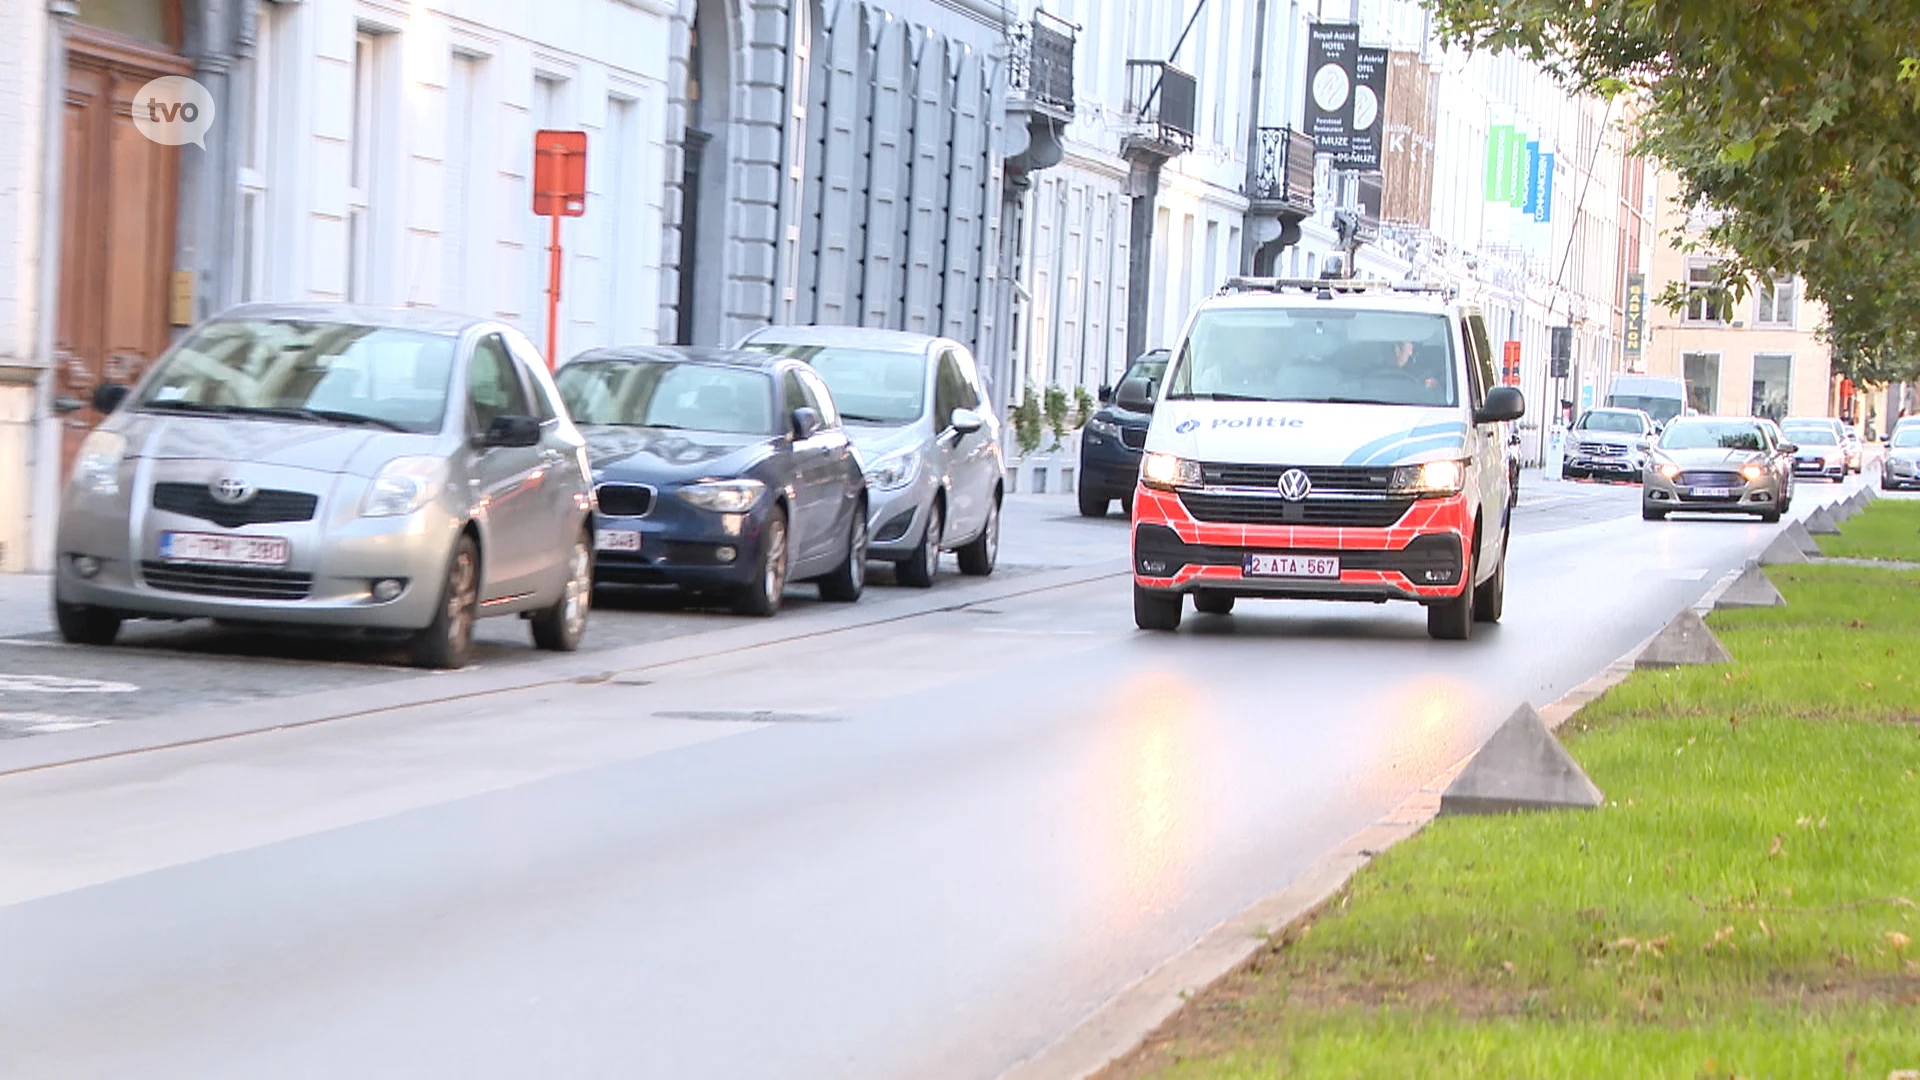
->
{"left": 1166, "top": 309, "right": 1457, "bottom": 408}
{"left": 1606, "top": 394, "right": 1682, "bottom": 425}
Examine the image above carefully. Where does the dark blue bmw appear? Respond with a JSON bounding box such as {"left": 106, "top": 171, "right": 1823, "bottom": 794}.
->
{"left": 555, "top": 346, "right": 869, "bottom": 616}
{"left": 1077, "top": 349, "right": 1169, "bottom": 517}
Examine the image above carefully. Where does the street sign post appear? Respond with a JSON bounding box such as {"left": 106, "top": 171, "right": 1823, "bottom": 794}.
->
{"left": 532, "top": 130, "right": 588, "bottom": 370}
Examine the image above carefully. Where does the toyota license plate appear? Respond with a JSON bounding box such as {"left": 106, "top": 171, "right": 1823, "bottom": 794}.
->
{"left": 595, "top": 529, "right": 642, "bottom": 553}
{"left": 1244, "top": 554, "right": 1340, "bottom": 578}
{"left": 158, "top": 532, "right": 290, "bottom": 566}
{"left": 1688, "top": 487, "right": 1732, "bottom": 498}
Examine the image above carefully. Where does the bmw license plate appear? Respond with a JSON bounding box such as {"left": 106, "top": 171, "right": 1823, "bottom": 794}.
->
{"left": 1244, "top": 553, "right": 1340, "bottom": 578}
{"left": 595, "top": 529, "right": 642, "bottom": 553}
{"left": 1687, "top": 486, "right": 1732, "bottom": 498}
{"left": 158, "top": 531, "right": 290, "bottom": 566}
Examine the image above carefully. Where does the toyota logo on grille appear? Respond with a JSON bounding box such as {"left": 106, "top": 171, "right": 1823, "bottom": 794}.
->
{"left": 1277, "top": 469, "right": 1313, "bottom": 501}
{"left": 209, "top": 477, "right": 257, "bottom": 505}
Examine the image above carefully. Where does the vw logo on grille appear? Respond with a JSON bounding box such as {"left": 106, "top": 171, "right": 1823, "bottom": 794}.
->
{"left": 209, "top": 477, "right": 257, "bottom": 505}
{"left": 1277, "top": 468, "right": 1313, "bottom": 501}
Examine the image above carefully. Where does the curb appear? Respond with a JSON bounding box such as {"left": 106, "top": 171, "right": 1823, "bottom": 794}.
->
{"left": 0, "top": 559, "right": 1130, "bottom": 776}
{"left": 998, "top": 560, "right": 1752, "bottom": 1080}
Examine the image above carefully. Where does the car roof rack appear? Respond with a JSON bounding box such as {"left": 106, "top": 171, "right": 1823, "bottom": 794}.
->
{"left": 1218, "top": 276, "right": 1459, "bottom": 301}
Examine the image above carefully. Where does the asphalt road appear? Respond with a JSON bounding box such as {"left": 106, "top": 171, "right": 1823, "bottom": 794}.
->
{"left": 0, "top": 475, "right": 1880, "bottom": 1079}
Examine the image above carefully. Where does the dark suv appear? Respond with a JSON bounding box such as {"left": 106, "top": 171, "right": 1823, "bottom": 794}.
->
{"left": 1077, "top": 350, "right": 1169, "bottom": 517}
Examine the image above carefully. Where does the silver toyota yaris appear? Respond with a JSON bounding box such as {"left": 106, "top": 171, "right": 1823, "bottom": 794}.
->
{"left": 53, "top": 304, "right": 595, "bottom": 668}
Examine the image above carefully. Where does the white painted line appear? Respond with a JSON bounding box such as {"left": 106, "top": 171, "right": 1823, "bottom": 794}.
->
{"left": 0, "top": 675, "right": 139, "bottom": 694}
{"left": 0, "top": 639, "right": 59, "bottom": 648}
{"left": 0, "top": 714, "right": 112, "bottom": 734}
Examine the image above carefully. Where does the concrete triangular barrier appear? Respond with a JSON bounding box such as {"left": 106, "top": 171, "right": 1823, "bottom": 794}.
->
{"left": 1440, "top": 705, "right": 1604, "bottom": 816}
{"left": 1635, "top": 609, "right": 1734, "bottom": 669}
{"left": 1850, "top": 488, "right": 1873, "bottom": 510}
{"left": 1803, "top": 506, "right": 1841, "bottom": 535}
{"left": 1859, "top": 484, "right": 1878, "bottom": 504}
{"left": 1759, "top": 532, "right": 1809, "bottom": 566}
{"left": 1783, "top": 519, "right": 1821, "bottom": 555}
{"left": 1830, "top": 499, "right": 1858, "bottom": 523}
{"left": 1716, "top": 563, "right": 1786, "bottom": 609}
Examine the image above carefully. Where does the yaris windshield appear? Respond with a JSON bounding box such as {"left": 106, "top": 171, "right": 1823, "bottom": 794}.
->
{"left": 1166, "top": 309, "right": 1458, "bottom": 408}
{"left": 132, "top": 320, "right": 456, "bottom": 433}
{"left": 558, "top": 361, "right": 776, "bottom": 436}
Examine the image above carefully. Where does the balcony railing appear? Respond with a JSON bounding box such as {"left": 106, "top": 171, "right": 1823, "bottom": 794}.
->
{"left": 1123, "top": 61, "right": 1196, "bottom": 155}
{"left": 1008, "top": 15, "right": 1076, "bottom": 120}
{"left": 1251, "top": 127, "right": 1315, "bottom": 208}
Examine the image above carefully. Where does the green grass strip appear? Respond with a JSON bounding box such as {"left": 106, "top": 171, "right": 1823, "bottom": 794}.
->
{"left": 1817, "top": 499, "right": 1920, "bottom": 563}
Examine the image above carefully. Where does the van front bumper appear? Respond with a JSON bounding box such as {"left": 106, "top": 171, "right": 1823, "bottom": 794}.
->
{"left": 1129, "top": 484, "right": 1472, "bottom": 603}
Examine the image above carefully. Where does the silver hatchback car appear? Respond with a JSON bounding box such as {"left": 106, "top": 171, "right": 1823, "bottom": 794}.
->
{"left": 54, "top": 304, "right": 595, "bottom": 668}
{"left": 736, "top": 327, "right": 1003, "bottom": 587}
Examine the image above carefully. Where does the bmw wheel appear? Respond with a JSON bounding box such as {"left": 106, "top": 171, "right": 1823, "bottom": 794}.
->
{"left": 734, "top": 510, "right": 788, "bottom": 617}
{"left": 818, "top": 503, "right": 868, "bottom": 602}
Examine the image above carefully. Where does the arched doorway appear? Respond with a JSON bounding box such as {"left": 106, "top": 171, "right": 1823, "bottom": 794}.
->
{"left": 56, "top": 0, "right": 192, "bottom": 475}
{"left": 675, "top": 0, "right": 732, "bottom": 345}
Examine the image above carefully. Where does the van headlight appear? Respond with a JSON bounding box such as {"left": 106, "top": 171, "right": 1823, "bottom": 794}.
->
{"left": 1140, "top": 452, "right": 1202, "bottom": 490}
{"left": 362, "top": 456, "right": 445, "bottom": 517}
{"left": 679, "top": 479, "right": 766, "bottom": 513}
{"left": 863, "top": 449, "right": 920, "bottom": 491}
{"left": 1388, "top": 459, "right": 1466, "bottom": 497}
{"left": 71, "top": 430, "right": 127, "bottom": 496}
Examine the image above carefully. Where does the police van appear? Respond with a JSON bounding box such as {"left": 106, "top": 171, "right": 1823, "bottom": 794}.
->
{"left": 1119, "top": 278, "right": 1526, "bottom": 640}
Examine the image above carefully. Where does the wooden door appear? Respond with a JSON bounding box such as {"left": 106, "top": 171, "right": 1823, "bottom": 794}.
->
{"left": 55, "top": 28, "right": 191, "bottom": 478}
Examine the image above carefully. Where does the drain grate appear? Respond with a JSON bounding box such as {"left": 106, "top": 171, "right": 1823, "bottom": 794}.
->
{"left": 652, "top": 709, "right": 841, "bottom": 724}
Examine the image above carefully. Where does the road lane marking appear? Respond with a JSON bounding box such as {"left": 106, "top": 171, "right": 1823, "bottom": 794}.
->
{"left": 0, "top": 714, "right": 112, "bottom": 735}
{"left": 0, "top": 675, "right": 139, "bottom": 694}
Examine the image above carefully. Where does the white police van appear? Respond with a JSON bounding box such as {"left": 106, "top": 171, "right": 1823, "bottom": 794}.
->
{"left": 1119, "top": 278, "right": 1527, "bottom": 640}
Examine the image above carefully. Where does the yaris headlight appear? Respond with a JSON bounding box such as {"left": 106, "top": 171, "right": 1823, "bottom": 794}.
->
{"left": 70, "top": 430, "right": 127, "bottom": 497}
{"left": 362, "top": 456, "right": 446, "bottom": 517}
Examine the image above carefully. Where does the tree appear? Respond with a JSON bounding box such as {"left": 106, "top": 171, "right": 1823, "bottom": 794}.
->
{"left": 1424, "top": 0, "right": 1920, "bottom": 385}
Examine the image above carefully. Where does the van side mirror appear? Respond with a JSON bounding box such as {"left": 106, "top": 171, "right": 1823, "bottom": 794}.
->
{"left": 1475, "top": 386, "right": 1526, "bottom": 425}
{"left": 92, "top": 382, "right": 129, "bottom": 415}
{"left": 948, "top": 407, "right": 984, "bottom": 436}
{"left": 480, "top": 414, "right": 542, "bottom": 448}
{"left": 791, "top": 406, "right": 822, "bottom": 440}
{"left": 1114, "top": 377, "right": 1156, "bottom": 413}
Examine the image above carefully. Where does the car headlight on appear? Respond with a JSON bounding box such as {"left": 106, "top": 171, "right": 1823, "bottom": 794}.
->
{"left": 1740, "top": 463, "right": 1766, "bottom": 481}
{"left": 1085, "top": 416, "right": 1121, "bottom": 441}
{"left": 1388, "top": 459, "right": 1466, "bottom": 497}
{"left": 863, "top": 449, "right": 920, "bottom": 491}
{"left": 1657, "top": 461, "right": 1682, "bottom": 479}
{"left": 1140, "top": 452, "right": 1202, "bottom": 490}
{"left": 362, "top": 456, "right": 446, "bottom": 517}
{"left": 70, "top": 430, "right": 127, "bottom": 497}
{"left": 678, "top": 478, "right": 766, "bottom": 513}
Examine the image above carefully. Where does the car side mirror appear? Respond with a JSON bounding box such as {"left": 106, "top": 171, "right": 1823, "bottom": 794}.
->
{"left": 948, "top": 407, "right": 984, "bottom": 436}
{"left": 1779, "top": 442, "right": 1799, "bottom": 455}
{"left": 1097, "top": 384, "right": 1113, "bottom": 405}
{"left": 1475, "top": 386, "right": 1526, "bottom": 425}
{"left": 92, "top": 382, "right": 129, "bottom": 415}
{"left": 1114, "top": 376, "right": 1156, "bottom": 414}
{"left": 480, "top": 414, "right": 542, "bottom": 448}
{"left": 791, "top": 406, "right": 821, "bottom": 440}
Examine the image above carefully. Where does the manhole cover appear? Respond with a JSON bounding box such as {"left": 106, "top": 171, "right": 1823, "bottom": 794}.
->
{"left": 652, "top": 709, "right": 840, "bottom": 724}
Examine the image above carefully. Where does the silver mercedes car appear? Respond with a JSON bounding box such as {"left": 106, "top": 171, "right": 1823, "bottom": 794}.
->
{"left": 735, "top": 326, "right": 1003, "bottom": 587}
{"left": 53, "top": 304, "right": 595, "bottom": 668}
{"left": 1642, "top": 416, "right": 1794, "bottom": 522}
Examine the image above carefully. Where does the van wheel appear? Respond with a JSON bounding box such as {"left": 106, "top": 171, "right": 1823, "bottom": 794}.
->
{"left": 530, "top": 530, "right": 592, "bottom": 652}
{"left": 1077, "top": 486, "right": 1110, "bottom": 518}
{"left": 1193, "top": 592, "right": 1235, "bottom": 615}
{"left": 957, "top": 494, "right": 999, "bottom": 576}
{"left": 897, "top": 502, "right": 941, "bottom": 589}
{"left": 1473, "top": 532, "right": 1507, "bottom": 624}
{"left": 411, "top": 535, "right": 479, "bottom": 669}
{"left": 1427, "top": 548, "right": 1476, "bottom": 641}
{"left": 54, "top": 600, "right": 121, "bottom": 646}
{"left": 1134, "top": 585, "right": 1183, "bottom": 631}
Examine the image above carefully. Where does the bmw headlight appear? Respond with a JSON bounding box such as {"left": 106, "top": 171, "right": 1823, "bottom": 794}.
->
{"left": 1085, "top": 416, "right": 1121, "bottom": 441}
{"left": 1387, "top": 459, "right": 1466, "bottom": 497}
{"left": 362, "top": 456, "right": 445, "bottom": 517}
{"left": 1140, "top": 452, "right": 1202, "bottom": 490}
{"left": 71, "top": 430, "right": 127, "bottom": 497}
{"left": 678, "top": 478, "right": 766, "bottom": 513}
{"left": 863, "top": 449, "right": 920, "bottom": 491}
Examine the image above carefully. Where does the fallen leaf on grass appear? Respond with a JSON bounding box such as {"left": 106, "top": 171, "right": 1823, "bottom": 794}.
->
{"left": 1759, "top": 918, "right": 1774, "bottom": 939}
{"left": 1885, "top": 1071, "right": 1920, "bottom": 1080}
{"left": 1705, "top": 926, "right": 1737, "bottom": 952}
{"left": 1768, "top": 834, "right": 1786, "bottom": 858}
{"left": 1887, "top": 931, "right": 1913, "bottom": 953}
{"left": 1501, "top": 960, "right": 1515, "bottom": 975}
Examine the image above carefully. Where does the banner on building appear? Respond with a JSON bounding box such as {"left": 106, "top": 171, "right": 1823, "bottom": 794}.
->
{"left": 1533, "top": 152, "right": 1554, "bottom": 223}
{"left": 1305, "top": 23, "right": 1361, "bottom": 165}
{"left": 1381, "top": 50, "right": 1437, "bottom": 226}
{"left": 1485, "top": 125, "right": 1510, "bottom": 201}
{"left": 1344, "top": 46, "right": 1389, "bottom": 170}
{"left": 1522, "top": 142, "right": 1542, "bottom": 216}
{"left": 1624, "top": 273, "right": 1646, "bottom": 360}
{"left": 1506, "top": 128, "right": 1529, "bottom": 208}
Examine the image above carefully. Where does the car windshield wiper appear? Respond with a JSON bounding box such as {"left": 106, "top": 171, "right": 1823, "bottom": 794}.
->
{"left": 137, "top": 399, "right": 243, "bottom": 415}
{"left": 1166, "top": 391, "right": 1275, "bottom": 402}
{"left": 237, "top": 406, "right": 410, "bottom": 432}
{"left": 839, "top": 413, "right": 900, "bottom": 424}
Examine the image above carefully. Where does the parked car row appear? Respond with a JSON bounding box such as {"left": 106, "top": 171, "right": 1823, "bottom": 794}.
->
{"left": 52, "top": 304, "right": 1005, "bottom": 668}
